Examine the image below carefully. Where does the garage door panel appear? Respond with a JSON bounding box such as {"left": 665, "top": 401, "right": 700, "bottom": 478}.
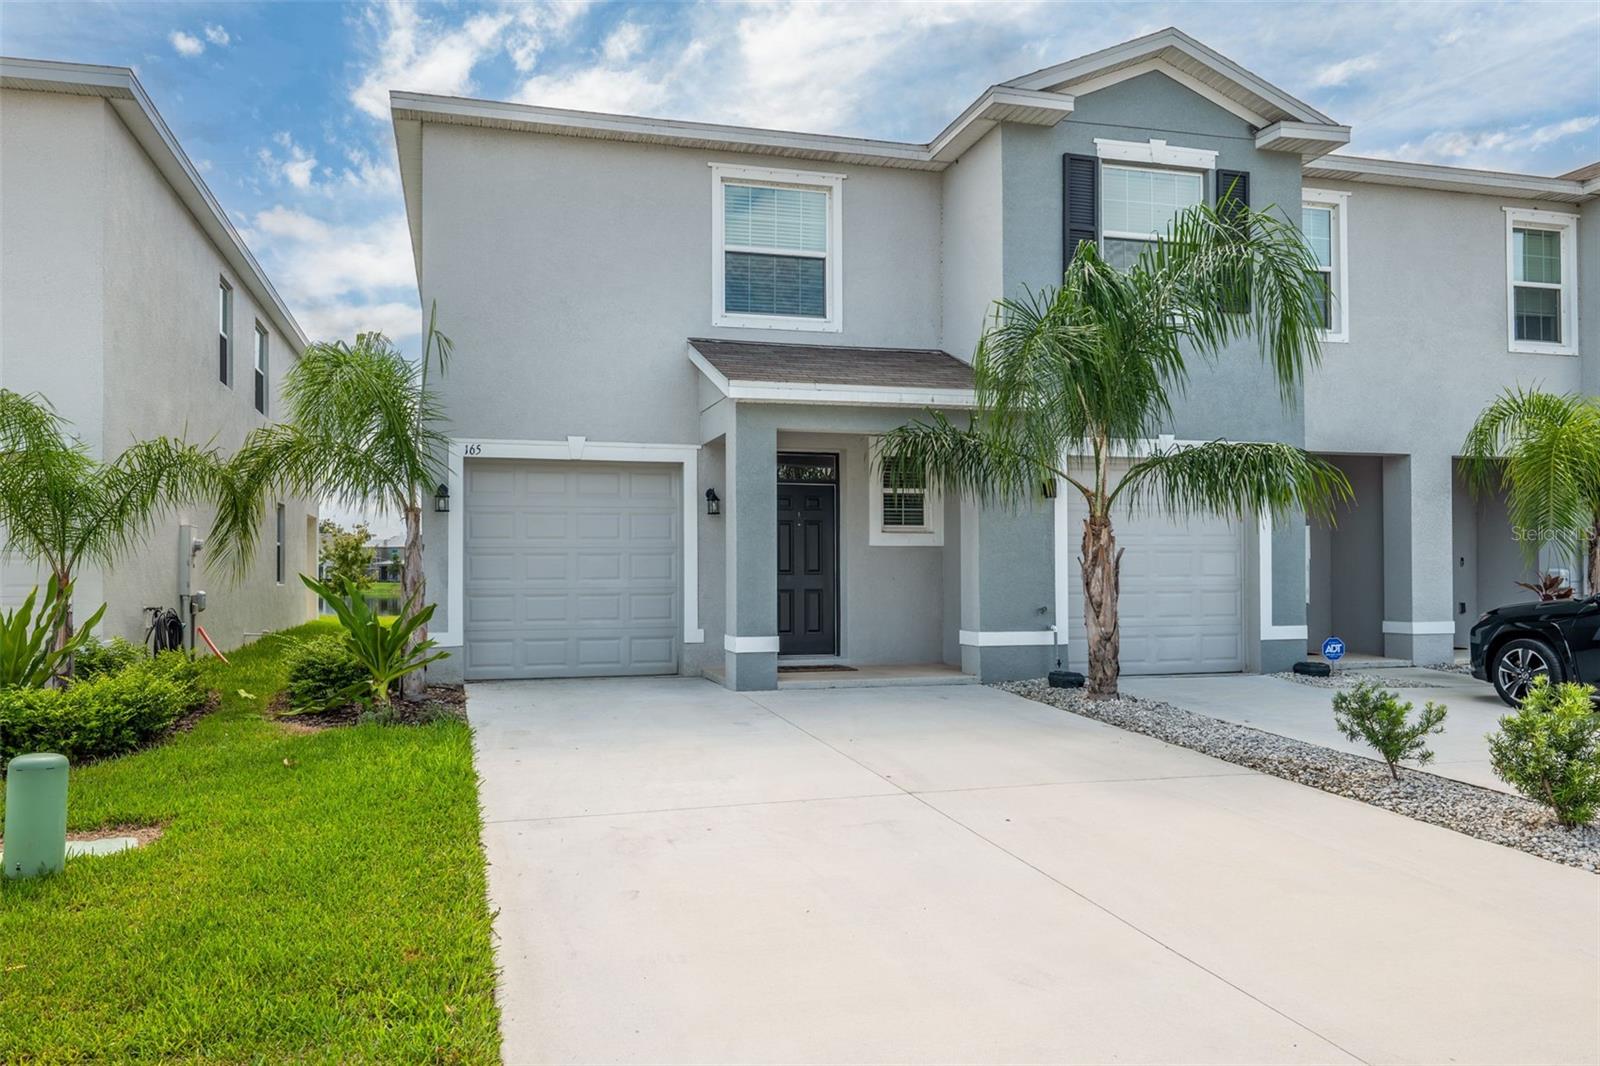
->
{"left": 1067, "top": 463, "right": 1244, "bottom": 676}
{"left": 464, "top": 459, "right": 680, "bottom": 680}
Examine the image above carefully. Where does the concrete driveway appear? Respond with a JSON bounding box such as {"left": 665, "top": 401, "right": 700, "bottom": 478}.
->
{"left": 1123, "top": 668, "right": 1514, "bottom": 791}
{"left": 469, "top": 678, "right": 1597, "bottom": 1066}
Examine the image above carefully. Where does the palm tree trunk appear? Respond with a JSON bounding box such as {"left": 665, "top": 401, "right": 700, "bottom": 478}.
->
{"left": 1081, "top": 514, "right": 1123, "bottom": 698}
{"left": 1588, "top": 517, "right": 1599, "bottom": 596}
{"left": 51, "top": 566, "right": 74, "bottom": 687}
{"left": 400, "top": 502, "right": 427, "bottom": 700}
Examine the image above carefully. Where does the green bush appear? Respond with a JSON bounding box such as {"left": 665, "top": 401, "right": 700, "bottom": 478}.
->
{"left": 0, "top": 655, "right": 208, "bottom": 766}
{"left": 283, "top": 634, "right": 369, "bottom": 713}
{"left": 73, "top": 636, "right": 144, "bottom": 680}
{"left": 301, "top": 575, "right": 447, "bottom": 706}
{"left": 1331, "top": 680, "right": 1448, "bottom": 780}
{"left": 1488, "top": 677, "right": 1600, "bottom": 828}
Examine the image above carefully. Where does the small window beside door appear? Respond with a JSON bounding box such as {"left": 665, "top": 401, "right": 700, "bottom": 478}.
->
{"left": 869, "top": 448, "right": 944, "bottom": 547}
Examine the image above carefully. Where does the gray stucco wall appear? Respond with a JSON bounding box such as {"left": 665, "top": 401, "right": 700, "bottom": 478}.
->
{"left": 940, "top": 126, "right": 1003, "bottom": 363}
{"left": 418, "top": 124, "right": 944, "bottom": 450}
{"left": 0, "top": 89, "right": 313, "bottom": 647}
{"left": 1579, "top": 200, "right": 1599, "bottom": 399}
{"left": 1309, "top": 455, "right": 1385, "bottom": 656}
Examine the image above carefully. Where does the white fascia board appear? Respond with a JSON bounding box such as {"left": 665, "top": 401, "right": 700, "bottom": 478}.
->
{"left": 1, "top": 58, "right": 309, "bottom": 353}
{"left": 1381, "top": 620, "right": 1455, "bottom": 635}
{"left": 958, "top": 630, "right": 1058, "bottom": 647}
{"left": 1255, "top": 120, "right": 1352, "bottom": 158}
{"left": 1306, "top": 154, "right": 1589, "bottom": 203}
{"left": 927, "top": 87, "right": 1075, "bottom": 162}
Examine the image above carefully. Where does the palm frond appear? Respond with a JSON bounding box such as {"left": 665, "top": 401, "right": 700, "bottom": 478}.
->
{"left": 873, "top": 413, "right": 1059, "bottom": 509}
{"left": 1114, "top": 440, "right": 1353, "bottom": 524}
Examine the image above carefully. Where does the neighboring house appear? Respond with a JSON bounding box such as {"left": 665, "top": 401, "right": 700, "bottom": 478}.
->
{"left": 0, "top": 58, "right": 317, "bottom": 649}
{"left": 392, "top": 27, "right": 1598, "bottom": 689}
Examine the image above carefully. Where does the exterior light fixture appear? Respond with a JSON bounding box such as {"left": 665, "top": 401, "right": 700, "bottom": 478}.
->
{"left": 705, "top": 488, "right": 721, "bottom": 516}
{"left": 1041, "top": 479, "right": 1058, "bottom": 499}
{"left": 434, "top": 482, "right": 451, "bottom": 513}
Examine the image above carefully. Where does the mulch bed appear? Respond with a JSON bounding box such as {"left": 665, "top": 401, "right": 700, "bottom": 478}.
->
{"left": 269, "top": 685, "right": 467, "bottom": 730}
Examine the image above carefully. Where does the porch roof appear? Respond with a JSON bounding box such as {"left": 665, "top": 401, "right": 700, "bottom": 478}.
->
{"left": 687, "top": 338, "right": 977, "bottom": 408}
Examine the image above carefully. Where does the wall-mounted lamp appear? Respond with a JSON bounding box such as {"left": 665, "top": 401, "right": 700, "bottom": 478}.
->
{"left": 1041, "top": 479, "right": 1058, "bottom": 500}
{"left": 705, "top": 488, "right": 721, "bottom": 516}
{"left": 434, "top": 482, "right": 451, "bottom": 513}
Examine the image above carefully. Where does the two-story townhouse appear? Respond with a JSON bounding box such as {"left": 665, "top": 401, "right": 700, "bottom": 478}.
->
{"left": 393, "top": 27, "right": 1596, "bottom": 691}
{"left": 0, "top": 58, "right": 318, "bottom": 649}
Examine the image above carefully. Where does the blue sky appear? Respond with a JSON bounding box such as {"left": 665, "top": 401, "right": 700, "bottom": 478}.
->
{"left": 4, "top": 0, "right": 1598, "bottom": 357}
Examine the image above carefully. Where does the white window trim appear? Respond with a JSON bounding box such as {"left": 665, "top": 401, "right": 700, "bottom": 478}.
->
{"left": 253, "top": 322, "right": 269, "bottom": 415}
{"left": 868, "top": 439, "right": 944, "bottom": 546}
{"left": 1094, "top": 137, "right": 1217, "bottom": 171}
{"left": 1504, "top": 206, "right": 1579, "bottom": 356}
{"left": 217, "top": 277, "right": 233, "bottom": 388}
{"left": 1098, "top": 160, "right": 1207, "bottom": 243}
{"left": 710, "top": 162, "right": 844, "bottom": 333}
{"left": 1302, "top": 188, "right": 1350, "bottom": 344}
{"left": 439, "top": 437, "right": 703, "bottom": 649}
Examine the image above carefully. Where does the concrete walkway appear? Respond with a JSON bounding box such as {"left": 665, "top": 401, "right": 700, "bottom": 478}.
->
{"left": 1123, "top": 668, "right": 1513, "bottom": 791}
{"left": 469, "top": 677, "right": 1597, "bottom": 1065}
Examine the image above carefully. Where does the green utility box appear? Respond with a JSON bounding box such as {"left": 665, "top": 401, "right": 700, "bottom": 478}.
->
{"left": 3, "top": 752, "right": 69, "bottom": 879}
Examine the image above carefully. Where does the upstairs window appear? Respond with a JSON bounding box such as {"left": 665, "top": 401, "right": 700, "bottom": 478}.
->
{"left": 1506, "top": 208, "right": 1577, "bottom": 355}
{"left": 253, "top": 324, "right": 269, "bottom": 414}
{"left": 217, "top": 279, "right": 233, "bottom": 385}
{"left": 274, "top": 503, "right": 285, "bottom": 584}
{"left": 1100, "top": 165, "right": 1204, "bottom": 269}
{"left": 1302, "top": 189, "right": 1350, "bottom": 342}
{"left": 712, "top": 163, "right": 842, "bottom": 332}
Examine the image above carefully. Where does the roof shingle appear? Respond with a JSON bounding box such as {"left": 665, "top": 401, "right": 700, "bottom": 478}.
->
{"left": 688, "top": 338, "right": 974, "bottom": 390}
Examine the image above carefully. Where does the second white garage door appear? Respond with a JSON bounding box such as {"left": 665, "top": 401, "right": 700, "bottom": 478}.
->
{"left": 463, "top": 460, "right": 680, "bottom": 680}
{"left": 1066, "top": 471, "right": 1245, "bottom": 676}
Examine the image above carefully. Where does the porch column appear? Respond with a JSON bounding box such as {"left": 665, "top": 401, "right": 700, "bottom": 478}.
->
{"left": 1382, "top": 453, "right": 1455, "bottom": 665}
{"left": 960, "top": 497, "right": 1055, "bottom": 682}
{"left": 723, "top": 409, "right": 778, "bottom": 690}
{"left": 1255, "top": 511, "right": 1309, "bottom": 673}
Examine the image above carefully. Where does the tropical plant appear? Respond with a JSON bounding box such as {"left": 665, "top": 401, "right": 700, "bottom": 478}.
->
{"left": 0, "top": 389, "right": 232, "bottom": 654}
{"left": 0, "top": 578, "right": 106, "bottom": 688}
{"left": 1331, "top": 680, "right": 1448, "bottom": 781}
{"left": 876, "top": 203, "right": 1351, "bottom": 696}
{"left": 1462, "top": 389, "right": 1600, "bottom": 596}
{"left": 318, "top": 520, "right": 376, "bottom": 592}
{"left": 1488, "top": 676, "right": 1600, "bottom": 827}
{"left": 300, "top": 575, "right": 448, "bottom": 707}
{"left": 1514, "top": 571, "right": 1576, "bottom": 602}
{"left": 216, "top": 305, "right": 452, "bottom": 698}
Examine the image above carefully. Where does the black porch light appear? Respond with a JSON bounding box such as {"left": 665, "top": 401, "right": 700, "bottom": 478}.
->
{"left": 434, "top": 482, "right": 451, "bottom": 513}
{"left": 705, "top": 488, "right": 721, "bottom": 516}
{"left": 1041, "top": 478, "right": 1058, "bottom": 500}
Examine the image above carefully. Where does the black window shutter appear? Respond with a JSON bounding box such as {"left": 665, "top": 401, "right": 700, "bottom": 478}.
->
{"left": 1062, "top": 153, "right": 1098, "bottom": 274}
{"left": 1215, "top": 169, "right": 1250, "bottom": 312}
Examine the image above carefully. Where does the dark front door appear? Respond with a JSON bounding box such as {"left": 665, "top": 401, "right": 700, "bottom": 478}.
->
{"left": 777, "top": 453, "right": 839, "bottom": 656}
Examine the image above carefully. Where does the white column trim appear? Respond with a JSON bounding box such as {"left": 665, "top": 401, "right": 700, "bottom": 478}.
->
{"left": 1381, "top": 620, "right": 1456, "bottom": 635}
{"left": 434, "top": 437, "right": 704, "bottom": 648}
{"left": 724, "top": 634, "right": 780, "bottom": 654}
{"left": 1258, "top": 514, "right": 1309, "bottom": 641}
{"left": 958, "top": 629, "right": 1057, "bottom": 647}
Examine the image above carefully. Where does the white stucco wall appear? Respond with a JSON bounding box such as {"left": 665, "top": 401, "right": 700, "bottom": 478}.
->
{"left": 0, "top": 88, "right": 315, "bottom": 648}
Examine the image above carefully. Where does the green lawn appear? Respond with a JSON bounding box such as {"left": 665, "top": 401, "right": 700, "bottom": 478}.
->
{"left": 0, "top": 621, "right": 500, "bottom": 1063}
{"left": 366, "top": 580, "right": 402, "bottom": 597}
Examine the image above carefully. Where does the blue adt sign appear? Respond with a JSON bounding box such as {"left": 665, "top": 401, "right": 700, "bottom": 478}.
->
{"left": 1322, "top": 636, "right": 1346, "bottom": 662}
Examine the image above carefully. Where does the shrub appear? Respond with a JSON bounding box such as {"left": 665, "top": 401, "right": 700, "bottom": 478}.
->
{"left": 0, "top": 656, "right": 208, "bottom": 766}
{"left": 301, "top": 575, "right": 448, "bottom": 706}
{"left": 284, "top": 634, "right": 369, "bottom": 713}
{"left": 73, "top": 636, "right": 144, "bottom": 680}
{"left": 1488, "top": 677, "right": 1600, "bottom": 828}
{"left": 1331, "top": 680, "right": 1448, "bottom": 780}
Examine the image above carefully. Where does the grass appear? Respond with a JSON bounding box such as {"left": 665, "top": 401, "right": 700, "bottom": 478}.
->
{"left": 365, "top": 580, "right": 403, "bottom": 598}
{"left": 0, "top": 621, "right": 500, "bottom": 1063}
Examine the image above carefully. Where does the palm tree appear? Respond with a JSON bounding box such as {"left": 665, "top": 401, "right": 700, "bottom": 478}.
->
{"left": 214, "top": 305, "right": 452, "bottom": 698}
{"left": 877, "top": 203, "right": 1352, "bottom": 697}
{"left": 1461, "top": 389, "right": 1600, "bottom": 595}
{"left": 0, "top": 389, "right": 231, "bottom": 657}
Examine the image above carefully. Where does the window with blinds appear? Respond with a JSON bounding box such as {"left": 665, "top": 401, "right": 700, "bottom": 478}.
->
{"left": 880, "top": 457, "right": 927, "bottom": 530}
{"left": 1100, "top": 164, "right": 1203, "bottom": 269}
{"left": 713, "top": 165, "right": 841, "bottom": 331}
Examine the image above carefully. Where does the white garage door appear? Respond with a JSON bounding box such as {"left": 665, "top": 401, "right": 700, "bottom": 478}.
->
{"left": 1067, "top": 469, "right": 1245, "bottom": 676}
{"left": 463, "top": 460, "right": 680, "bottom": 680}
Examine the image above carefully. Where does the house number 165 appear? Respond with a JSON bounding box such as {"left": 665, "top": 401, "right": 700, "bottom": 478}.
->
{"left": 462, "top": 443, "right": 483, "bottom": 456}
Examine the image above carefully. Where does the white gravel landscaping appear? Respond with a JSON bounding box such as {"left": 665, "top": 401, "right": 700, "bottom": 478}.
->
{"left": 1271, "top": 670, "right": 1451, "bottom": 689}
{"left": 999, "top": 679, "right": 1600, "bottom": 873}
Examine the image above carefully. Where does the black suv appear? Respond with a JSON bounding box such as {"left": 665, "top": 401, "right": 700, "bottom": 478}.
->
{"left": 1470, "top": 594, "right": 1600, "bottom": 706}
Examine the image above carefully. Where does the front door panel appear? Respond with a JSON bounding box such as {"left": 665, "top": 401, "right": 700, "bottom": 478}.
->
{"left": 777, "top": 483, "right": 838, "bottom": 656}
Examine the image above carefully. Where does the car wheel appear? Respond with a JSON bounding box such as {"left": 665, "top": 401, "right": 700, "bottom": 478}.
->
{"left": 1491, "top": 637, "right": 1563, "bottom": 707}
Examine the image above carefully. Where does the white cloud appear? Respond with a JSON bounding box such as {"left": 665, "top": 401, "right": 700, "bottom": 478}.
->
{"left": 259, "top": 132, "right": 319, "bottom": 190}
{"left": 602, "top": 21, "right": 646, "bottom": 64}
{"left": 1312, "top": 54, "right": 1379, "bottom": 88}
{"left": 169, "top": 30, "right": 204, "bottom": 57}
{"left": 295, "top": 300, "right": 422, "bottom": 346}
{"left": 349, "top": 3, "right": 515, "bottom": 119}
{"left": 203, "top": 23, "right": 230, "bottom": 47}
{"left": 1392, "top": 115, "right": 1600, "bottom": 165}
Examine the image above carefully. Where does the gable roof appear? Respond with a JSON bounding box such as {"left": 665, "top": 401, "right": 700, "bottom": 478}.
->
{"left": 1003, "top": 27, "right": 1337, "bottom": 129}
{"left": 0, "top": 57, "right": 308, "bottom": 352}
{"left": 687, "top": 338, "right": 976, "bottom": 408}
